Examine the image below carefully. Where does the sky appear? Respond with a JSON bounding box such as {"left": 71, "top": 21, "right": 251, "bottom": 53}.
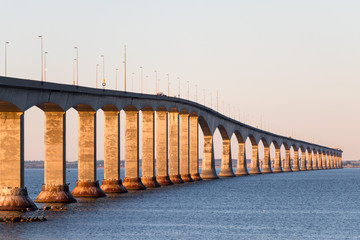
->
{"left": 0, "top": 0, "right": 359, "bottom": 161}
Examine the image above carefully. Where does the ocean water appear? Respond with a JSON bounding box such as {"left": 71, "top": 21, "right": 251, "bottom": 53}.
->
{"left": 0, "top": 168, "right": 359, "bottom": 240}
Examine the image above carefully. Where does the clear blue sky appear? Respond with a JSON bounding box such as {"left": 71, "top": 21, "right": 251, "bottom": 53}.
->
{"left": 1, "top": 0, "right": 359, "bottom": 160}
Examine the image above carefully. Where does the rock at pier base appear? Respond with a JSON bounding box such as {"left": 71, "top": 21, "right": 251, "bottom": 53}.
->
{"left": 0, "top": 187, "right": 37, "bottom": 211}
{"left": 71, "top": 180, "right": 106, "bottom": 198}
{"left": 100, "top": 179, "right": 128, "bottom": 193}
{"left": 122, "top": 177, "right": 146, "bottom": 190}
{"left": 35, "top": 184, "right": 77, "bottom": 203}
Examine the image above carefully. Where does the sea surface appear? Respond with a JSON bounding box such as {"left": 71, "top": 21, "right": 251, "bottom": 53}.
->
{"left": 0, "top": 168, "right": 359, "bottom": 240}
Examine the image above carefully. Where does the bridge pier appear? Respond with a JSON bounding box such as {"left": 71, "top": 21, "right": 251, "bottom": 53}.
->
{"left": 100, "top": 110, "right": 128, "bottom": 193}
{"left": 249, "top": 145, "right": 261, "bottom": 174}
{"left": 219, "top": 139, "right": 235, "bottom": 177}
{"left": 292, "top": 150, "right": 300, "bottom": 171}
{"left": 312, "top": 152, "right": 318, "bottom": 170}
{"left": 327, "top": 154, "right": 331, "bottom": 169}
{"left": 35, "top": 111, "right": 76, "bottom": 203}
{"left": 273, "top": 148, "right": 282, "bottom": 173}
{"left": 168, "top": 111, "right": 184, "bottom": 184}
{"left": 283, "top": 149, "right": 292, "bottom": 172}
{"left": 189, "top": 115, "right": 202, "bottom": 181}
{"left": 179, "top": 113, "right": 193, "bottom": 182}
{"left": 261, "top": 147, "right": 272, "bottom": 174}
{"left": 322, "top": 153, "right": 327, "bottom": 170}
{"left": 235, "top": 143, "right": 248, "bottom": 176}
{"left": 140, "top": 110, "right": 160, "bottom": 188}
{"left": 317, "top": 153, "right": 323, "bottom": 170}
{"left": 307, "top": 152, "right": 313, "bottom": 170}
{"left": 0, "top": 112, "right": 37, "bottom": 211}
{"left": 72, "top": 110, "right": 106, "bottom": 197}
{"left": 300, "top": 151, "right": 307, "bottom": 171}
{"left": 200, "top": 135, "right": 218, "bottom": 179}
{"left": 122, "top": 109, "right": 146, "bottom": 190}
{"left": 155, "top": 110, "right": 173, "bottom": 186}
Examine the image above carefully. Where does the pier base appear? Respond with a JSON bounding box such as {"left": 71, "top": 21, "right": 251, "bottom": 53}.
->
{"left": 0, "top": 188, "right": 37, "bottom": 211}
{"left": 261, "top": 166, "right": 272, "bottom": 174}
{"left": 35, "top": 184, "right": 76, "bottom": 203}
{"left": 273, "top": 167, "right": 283, "bottom": 173}
{"left": 283, "top": 168, "right": 292, "bottom": 172}
{"left": 190, "top": 173, "right": 202, "bottom": 181}
{"left": 235, "top": 167, "right": 249, "bottom": 176}
{"left": 249, "top": 167, "right": 261, "bottom": 175}
{"left": 122, "top": 177, "right": 146, "bottom": 190}
{"left": 71, "top": 180, "right": 106, "bottom": 198}
{"left": 218, "top": 168, "right": 235, "bottom": 177}
{"left": 200, "top": 169, "right": 219, "bottom": 180}
{"left": 141, "top": 177, "right": 160, "bottom": 188}
{"left": 100, "top": 179, "right": 128, "bottom": 193}
{"left": 180, "top": 174, "right": 194, "bottom": 182}
{"left": 156, "top": 176, "right": 173, "bottom": 186}
{"left": 169, "top": 175, "right": 185, "bottom": 184}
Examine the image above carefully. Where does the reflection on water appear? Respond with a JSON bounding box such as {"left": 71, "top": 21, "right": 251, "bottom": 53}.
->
{"left": 0, "top": 168, "right": 359, "bottom": 240}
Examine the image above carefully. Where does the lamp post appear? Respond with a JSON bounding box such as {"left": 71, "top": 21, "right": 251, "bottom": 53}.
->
{"left": 140, "top": 66, "right": 143, "bottom": 94}
{"left": 187, "top": 81, "right": 189, "bottom": 100}
{"left": 44, "top": 51, "right": 48, "bottom": 81}
{"left": 73, "top": 58, "right": 76, "bottom": 85}
{"left": 167, "top": 73, "right": 170, "bottom": 96}
{"left": 124, "top": 45, "right": 126, "bottom": 92}
{"left": 4, "top": 42, "right": 9, "bottom": 77}
{"left": 96, "top": 64, "right": 99, "bottom": 88}
{"left": 101, "top": 55, "right": 105, "bottom": 88}
{"left": 217, "top": 90, "right": 219, "bottom": 112}
{"left": 38, "top": 35, "right": 43, "bottom": 82}
{"left": 154, "top": 70, "right": 157, "bottom": 94}
{"left": 177, "top": 77, "right": 180, "bottom": 98}
{"left": 74, "top": 47, "right": 78, "bottom": 86}
{"left": 115, "top": 68, "right": 119, "bottom": 90}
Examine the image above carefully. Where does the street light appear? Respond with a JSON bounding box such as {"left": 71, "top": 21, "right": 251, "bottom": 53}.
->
{"left": 124, "top": 45, "right": 127, "bottom": 92}
{"left": 44, "top": 51, "right": 48, "bottom": 81}
{"left": 4, "top": 42, "right": 9, "bottom": 77}
{"left": 167, "top": 73, "right": 170, "bottom": 96}
{"left": 74, "top": 47, "right": 78, "bottom": 86}
{"left": 177, "top": 77, "right": 180, "bottom": 97}
{"left": 101, "top": 55, "right": 105, "bottom": 88}
{"left": 187, "top": 81, "right": 189, "bottom": 100}
{"left": 154, "top": 70, "right": 157, "bottom": 94}
{"left": 115, "top": 68, "right": 119, "bottom": 90}
{"left": 140, "top": 66, "right": 143, "bottom": 94}
{"left": 73, "top": 58, "right": 76, "bottom": 85}
{"left": 38, "top": 35, "right": 43, "bottom": 82}
{"left": 96, "top": 64, "right": 99, "bottom": 88}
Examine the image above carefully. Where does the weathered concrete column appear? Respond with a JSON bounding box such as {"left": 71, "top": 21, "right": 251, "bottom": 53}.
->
{"left": 331, "top": 155, "right": 335, "bottom": 169}
{"left": 312, "top": 152, "right": 318, "bottom": 170}
{"left": 292, "top": 150, "right": 300, "bottom": 171}
{"left": 155, "top": 110, "right": 173, "bottom": 185}
{"left": 218, "top": 139, "right": 235, "bottom": 177}
{"left": 340, "top": 154, "right": 343, "bottom": 168}
{"left": 249, "top": 145, "right": 261, "bottom": 174}
{"left": 326, "top": 154, "right": 331, "bottom": 169}
{"left": 261, "top": 147, "right": 272, "bottom": 173}
{"left": 322, "top": 153, "right": 327, "bottom": 170}
{"left": 179, "top": 113, "right": 193, "bottom": 182}
{"left": 283, "top": 149, "right": 292, "bottom": 172}
{"left": 317, "top": 153, "right": 323, "bottom": 170}
{"left": 300, "top": 151, "right": 307, "bottom": 171}
{"left": 306, "top": 152, "right": 313, "bottom": 170}
{"left": 122, "top": 109, "right": 146, "bottom": 190}
{"left": 200, "top": 135, "right": 218, "bottom": 179}
{"left": 35, "top": 111, "right": 76, "bottom": 203}
{"left": 189, "top": 115, "right": 202, "bottom": 181}
{"left": 100, "top": 110, "right": 128, "bottom": 193}
{"left": 168, "top": 111, "right": 183, "bottom": 184}
{"left": 235, "top": 142, "right": 249, "bottom": 176}
{"left": 273, "top": 148, "right": 282, "bottom": 173}
{"left": 0, "top": 112, "right": 37, "bottom": 211}
{"left": 140, "top": 110, "right": 160, "bottom": 188}
{"left": 72, "top": 111, "right": 106, "bottom": 197}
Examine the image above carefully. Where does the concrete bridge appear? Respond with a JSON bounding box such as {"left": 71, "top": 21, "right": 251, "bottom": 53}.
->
{"left": 0, "top": 77, "right": 342, "bottom": 211}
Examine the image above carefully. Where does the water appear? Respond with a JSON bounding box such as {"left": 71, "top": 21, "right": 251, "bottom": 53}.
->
{"left": 1, "top": 168, "right": 359, "bottom": 239}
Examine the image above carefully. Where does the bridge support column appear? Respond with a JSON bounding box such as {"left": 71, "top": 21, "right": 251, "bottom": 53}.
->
{"left": 189, "top": 115, "right": 202, "bottom": 181}
{"left": 317, "top": 153, "right": 323, "bottom": 170}
{"left": 331, "top": 155, "right": 335, "bottom": 169}
{"left": 235, "top": 143, "right": 248, "bottom": 176}
{"left": 122, "top": 110, "right": 146, "bottom": 190}
{"left": 35, "top": 112, "right": 76, "bottom": 203}
{"left": 100, "top": 110, "right": 128, "bottom": 193}
{"left": 312, "top": 152, "right": 318, "bottom": 170}
{"left": 249, "top": 145, "right": 261, "bottom": 174}
{"left": 261, "top": 147, "right": 272, "bottom": 173}
{"left": 179, "top": 113, "right": 193, "bottom": 182}
{"left": 219, "top": 139, "right": 235, "bottom": 177}
{"left": 300, "top": 151, "right": 307, "bottom": 171}
{"left": 140, "top": 110, "right": 160, "bottom": 188}
{"left": 200, "top": 135, "right": 218, "bottom": 179}
{"left": 273, "top": 148, "right": 282, "bottom": 173}
{"left": 307, "top": 152, "right": 313, "bottom": 170}
{"left": 156, "top": 111, "right": 173, "bottom": 186}
{"left": 0, "top": 112, "right": 37, "bottom": 211}
{"left": 72, "top": 111, "right": 106, "bottom": 197}
{"left": 283, "top": 149, "right": 292, "bottom": 172}
{"left": 168, "top": 111, "right": 183, "bottom": 184}
{"left": 292, "top": 150, "right": 300, "bottom": 171}
{"left": 321, "top": 154, "right": 327, "bottom": 170}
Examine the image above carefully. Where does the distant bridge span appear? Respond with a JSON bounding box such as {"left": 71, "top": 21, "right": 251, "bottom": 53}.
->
{"left": 0, "top": 77, "right": 342, "bottom": 211}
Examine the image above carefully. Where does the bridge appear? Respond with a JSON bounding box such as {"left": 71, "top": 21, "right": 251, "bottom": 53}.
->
{"left": 0, "top": 76, "right": 342, "bottom": 211}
